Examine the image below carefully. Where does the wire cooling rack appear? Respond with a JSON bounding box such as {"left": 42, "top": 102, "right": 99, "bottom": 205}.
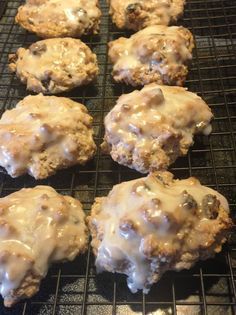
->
{"left": 0, "top": 0, "right": 236, "bottom": 314}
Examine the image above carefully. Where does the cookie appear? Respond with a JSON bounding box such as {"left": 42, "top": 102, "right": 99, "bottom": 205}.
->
{"left": 16, "top": 0, "right": 101, "bottom": 38}
{"left": 109, "top": 0, "right": 185, "bottom": 30}
{"left": 0, "top": 94, "right": 96, "bottom": 179}
{"left": 102, "top": 84, "right": 213, "bottom": 173}
{"left": 88, "top": 171, "right": 232, "bottom": 294}
{"left": 0, "top": 186, "right": 88, "bottom": 306}
{"left": 9, "top": 38, "right": 99, "bottom": 94}
{"left": 108, "top": 25, "right": 194, "bottom": 86}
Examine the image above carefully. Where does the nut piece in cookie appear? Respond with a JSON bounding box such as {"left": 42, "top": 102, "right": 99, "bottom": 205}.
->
{"left": 88, "top": 171, "right": 232, "bottom": 294}
{"left": 9, "top": 38, "right": 99, "bottom": 94}
{"left": 108, "top": 25, "right": 194, "bottom": 86}
{"left": 0, "top": 94, "right": 96, "bottom": 179}
{"left": 102, "top": 84, "right": 213, "bottom": 173}
{"left": 0, "top": 186, "right": 88, "bottom": 306}
{"left": 16, "top": 0, "right": 101, "bottom": 38}
{"left": 109, "top": 0, "right": 185, "bottom": 31}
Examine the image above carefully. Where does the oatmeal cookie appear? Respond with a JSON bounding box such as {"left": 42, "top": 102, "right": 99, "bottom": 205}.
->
{"left": 109, "top": 0, "right": 185, "bottom": 31}
{"left": 16, "top": 0, "right": 101, "bottom": 38}
{"left": 102, "top": 84, "right": 213, "bottom": 173}
{"left": 0, "top": 186, "right": 88, "bottom": 306}
{"left": 9, "top": 38, "right": 99, "bottom": 94}
{"left": 0, "top": 94, "right": 96, "bottom": 179}
{"left": 88, "top": 172, "right": 232, "bottom": 293}
{"left": 108, "top": 25, "right": 194, "bottom": 86}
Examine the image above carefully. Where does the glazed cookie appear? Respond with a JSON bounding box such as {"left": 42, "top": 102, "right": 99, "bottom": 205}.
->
{"left": 109, "top": 0, "right": 185, "bottom": 31}
{"left": 102, "top": 84, "right": 213, "bottom": 173}
{"left": 0, "top": 186, "right": 88, "bottom": 306}
{"left": 88, "top": 171, "right": 232, "bottom": 294}
{"left": 108, "top": 25, "right": 194, "bottom": 86}
{"left": 0, "top": 94, "right": 96, "bottom": 179}
{"left": 9, "top": 38, "right": 99, "bottom": 94}
{"left": 16, "top": 0, "right": 101, "bottom": 38}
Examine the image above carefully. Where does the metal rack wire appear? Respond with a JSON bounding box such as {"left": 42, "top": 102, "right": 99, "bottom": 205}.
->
{"left": 0, "top": 0, "right": 236, "bottom": 314}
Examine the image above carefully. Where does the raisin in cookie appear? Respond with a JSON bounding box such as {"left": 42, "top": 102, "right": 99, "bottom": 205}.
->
{"left": 102, "top": 84, "right": 213, "bottom": 173}
{"left": 0, "top": 94, "right": 96, "bottom": 179}
{"left": 0, "top": 186, "right": 88, "bottom": 306}
{"left": 108, "top": 25, "right": 194, "bottom": 86}
{"left": 109, "top": 0, "right": 185, "bottom": 31}
{"left": 88, "top": 171, "right": 232, "bottom": 294}
{"left": 16, "top": 0, "right": 101, "bottom": 38}
{"left": 9, "top": 38, "right": 99, "bottom": 94}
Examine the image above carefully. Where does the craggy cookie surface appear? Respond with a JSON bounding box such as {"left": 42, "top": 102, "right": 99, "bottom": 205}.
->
{"left": 108, "top": 25, "right": 194, "bottom": 86}
{"left": 102, "top": 84, "right": 213, "bottom": 173}
{"left": 88, "top": 172, "right": 232, "bottom": 294}
{"left": 0, "top": 94, "right": 96, "bottom": 179}
{"left": 109, "top": 0, "right": 185, "bottom": 31}
{"left": 9, "top": 38, "right": 98, "bottom": 94}
{"left": 0, "top": 186, "right": 88, "bottom": 306}
{"left": 16, "top": 0, "right": 101, "bottom": 38}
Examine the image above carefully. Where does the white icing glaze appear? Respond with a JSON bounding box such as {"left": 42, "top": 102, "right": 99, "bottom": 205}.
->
{"left": 108, "top": 25, "right": 194, "bottom": 86}
{"left": 0, "top": 186, "right": 88, "bottom": 306}
{"left": 89, "top": 172, "right": 232, "bottom": 293}
{"left": 103, "top": 84, "right": 213, "bottom": 173}
{"left": 0, "top": 94, "right": 96, "bottom": 179}
{"left": 16, "top": 0, "right": 101, "bottom": 37}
